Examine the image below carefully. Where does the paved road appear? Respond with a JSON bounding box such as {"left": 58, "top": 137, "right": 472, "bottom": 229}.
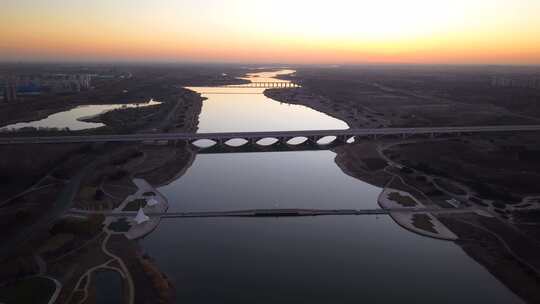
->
{"left": 2, "top": 125, "right": 540, "bottom": 145}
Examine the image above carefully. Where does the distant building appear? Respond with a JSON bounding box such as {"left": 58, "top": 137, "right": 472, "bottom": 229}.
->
{"left": 16, "top": 73, "right": 92, "bottom": 95}
{"left": 3, "top": 78, "right": 17, "bottom": 102}
{"left": 491, "top": 76, "right": 540, "bottom": 89}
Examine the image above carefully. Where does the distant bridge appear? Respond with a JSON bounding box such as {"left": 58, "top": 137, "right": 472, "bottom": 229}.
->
{"left": 226, "top": 82, "right": 300, "bottom": 88}
{"left": 1, "top": 125, "right": 540, "bottom": 146}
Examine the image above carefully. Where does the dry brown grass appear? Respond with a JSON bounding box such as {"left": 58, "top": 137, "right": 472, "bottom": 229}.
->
{"left": 388, "top": 192, "right": 417, "bottom": 207}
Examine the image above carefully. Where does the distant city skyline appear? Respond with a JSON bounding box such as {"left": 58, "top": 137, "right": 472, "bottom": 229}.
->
{"left": 1, "top": 0, "right": 540, "bottom": 64}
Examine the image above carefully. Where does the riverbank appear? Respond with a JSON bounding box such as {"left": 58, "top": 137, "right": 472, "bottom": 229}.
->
{"left": 333, "top": 137, "right": 540, "bottom": 303}
{"left": 264, "top": 88, "right": 389, "bottom": 128}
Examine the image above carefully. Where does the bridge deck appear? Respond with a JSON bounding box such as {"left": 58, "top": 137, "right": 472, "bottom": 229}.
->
{"left": 226, "top": 82, "right": 300, "bottom": 88}
{"left": 1, "top": 125, "right": 540, "bottom": 144}
{"left": 70, "top": 207, "right": 478, "bottom": 218}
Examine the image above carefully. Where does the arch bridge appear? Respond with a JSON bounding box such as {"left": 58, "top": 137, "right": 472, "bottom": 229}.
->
{"left": 2, "top": 125, "right": 540, "bottom": 149}
{"left": 227, "top": 82, "right": 300, "bottom": 88}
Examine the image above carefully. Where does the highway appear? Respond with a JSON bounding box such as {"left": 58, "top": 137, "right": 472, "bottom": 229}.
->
{"left": 1, "top": 125, "right": 540, "bottom": 145}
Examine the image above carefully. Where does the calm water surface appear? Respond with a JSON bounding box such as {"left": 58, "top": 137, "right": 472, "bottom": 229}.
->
{"left": 94, "top": 270, "right": 123, "bottom": 304}
{"left": 2, "top": 100, "right": 160, "bottom": 131}
{"left": 188, "top": 70, "right": 347, "bottom": 132}
{"left": 141, "top": 70, "right": 522, "bottom": 303}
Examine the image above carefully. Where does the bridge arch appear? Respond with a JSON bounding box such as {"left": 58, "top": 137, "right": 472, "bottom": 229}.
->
{"left": 191, "top": 139, "right": 218, "bottom": 148}
{"left": 256, "top": 137, "right": 279, "bottom": 146}
{"left": 224, "top": 138, "right": 249, "bottom": 147}
{"left": 316, "top": 136, "right": 338, "bottom": 145}
{"left": 286, "top": 136, "right": 309, "bottom": 146}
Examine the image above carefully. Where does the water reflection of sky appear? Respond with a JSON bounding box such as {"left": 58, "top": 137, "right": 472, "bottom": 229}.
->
{"left": 2, "top": 100, "right": 159, "bottom": 131}
{"left": 240, "top": 69, "right": 296, "bottom": 83}
{"left": 160, "top": 151, "right": 381, "bottom": 212}
{"left": 188, "top": 70, "right": 346, "bottom": 133}
{"left": 189, "top": 90, "right": 347, "bottom": 132}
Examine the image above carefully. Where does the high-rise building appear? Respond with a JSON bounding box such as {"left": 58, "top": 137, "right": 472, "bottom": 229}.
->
{"left": 3, "top": 79, "right": 17, "bottom": 102}
{"left": 13, "top": 73, "right": 92, "bottom": 95}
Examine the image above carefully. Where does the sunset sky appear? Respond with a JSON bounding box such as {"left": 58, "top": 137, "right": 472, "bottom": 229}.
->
{"left": 1, "top": 0, "right": 540, "bottom": 64}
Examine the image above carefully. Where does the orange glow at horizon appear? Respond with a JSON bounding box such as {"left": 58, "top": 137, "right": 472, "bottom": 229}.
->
{"left": 1, "top": 0, "right": 540, "bottom": 64}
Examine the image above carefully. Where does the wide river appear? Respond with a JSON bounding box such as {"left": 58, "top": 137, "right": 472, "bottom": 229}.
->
{"left": 141, "top": 70, "right": 521, "bottom": 303}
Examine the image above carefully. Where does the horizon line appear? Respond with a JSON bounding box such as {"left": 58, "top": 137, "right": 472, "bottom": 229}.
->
{"left": 1, "top": 60, "right": 540, "bottom": 68}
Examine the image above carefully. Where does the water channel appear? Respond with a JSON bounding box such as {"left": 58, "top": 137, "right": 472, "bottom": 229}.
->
{"left": 140, "top": 70, "right": 521, "bottom": 303}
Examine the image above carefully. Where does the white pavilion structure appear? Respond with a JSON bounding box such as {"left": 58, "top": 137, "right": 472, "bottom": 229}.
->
{"left": 134, "top": 207, "right": 150, "bottom": 224}
{"left": 146, "top": 198, "right": 159, "bottom": 207}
